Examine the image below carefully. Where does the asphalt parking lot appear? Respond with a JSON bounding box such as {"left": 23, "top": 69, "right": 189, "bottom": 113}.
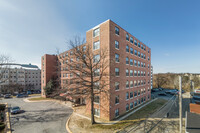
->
{"left": 1, "top": 97, "right": 73, "bottom": 133}
{"left": 151, "top": 89, "right": 174, "bottom": 100}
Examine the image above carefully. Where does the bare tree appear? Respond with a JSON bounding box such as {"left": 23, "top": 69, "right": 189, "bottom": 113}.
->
{"left": 57, "top": 36, "right": 110, "bottom": 124}
{"left": 0, "top": 55, "right": 13, "bottom": 94}
{"left": 154, "top": 74, "right": 169, "bottom": 88}
{"left": 0, "top": 55, "right": 12, "bottom": 84}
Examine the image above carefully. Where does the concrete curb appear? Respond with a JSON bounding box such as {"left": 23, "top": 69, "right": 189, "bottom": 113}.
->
{"left": 65, "top": 107, "right": 75, "bottom": 133}
{"left": 23, "top": 98, "right": 53, "bottom": 103}
{"left": 66, "top": 112, "right": 73, "bottom": 133}
{"left": 5, "top": 103, "right": 11, "bottom": 133}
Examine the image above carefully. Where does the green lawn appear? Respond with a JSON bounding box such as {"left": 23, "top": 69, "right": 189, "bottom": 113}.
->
{"left": 28, "top": 97, "right": 52, "bottom": 101}
{"left": 92, "top": 98, "right": 167, "bottom": 130}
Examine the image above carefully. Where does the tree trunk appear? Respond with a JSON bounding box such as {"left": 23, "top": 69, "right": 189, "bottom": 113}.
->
{"left": 91, "top": 91, "right": 95, "bottom": 125}
{"left": 91, "top": 71, "right": 95, "bottom": 125}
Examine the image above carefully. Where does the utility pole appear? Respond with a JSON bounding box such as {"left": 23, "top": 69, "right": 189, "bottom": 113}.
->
{"left": 179, "top": 76, "right": 182, "bottom": 133}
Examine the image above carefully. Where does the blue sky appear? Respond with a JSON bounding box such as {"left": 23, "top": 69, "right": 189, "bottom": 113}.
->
{"left": 0, "top": 0, "right": 200, "bottom": 73}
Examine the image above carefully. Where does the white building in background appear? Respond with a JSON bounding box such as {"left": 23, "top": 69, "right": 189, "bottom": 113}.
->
{"left": 151, "top": 66, "right": 153, "bottom": 89}
{"left": 0, "top": 63, "right": 41, "bottom": 94}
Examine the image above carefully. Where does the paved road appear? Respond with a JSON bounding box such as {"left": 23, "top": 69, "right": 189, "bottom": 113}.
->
{"left": 1, "top": 97, "right": 73, "bottom": 133}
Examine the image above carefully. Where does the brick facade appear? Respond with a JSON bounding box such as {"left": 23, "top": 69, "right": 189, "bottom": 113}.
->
{"left": 41, "top": 19, "right": 151, "bottom": 120}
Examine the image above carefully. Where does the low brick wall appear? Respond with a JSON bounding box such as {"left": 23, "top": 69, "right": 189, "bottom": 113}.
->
{"left": 190, "top": 103, "right": 200, "bottom": 114}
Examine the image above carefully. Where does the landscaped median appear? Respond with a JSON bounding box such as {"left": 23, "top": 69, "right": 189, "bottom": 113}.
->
{"left": 67, "top": 98, "right": 167, "bottom": 133}
{"left": 0, "top": 103, "right": 11, "bottom": 133}
{"left": 28, "top": 97, "right": 53, "bottom": 101}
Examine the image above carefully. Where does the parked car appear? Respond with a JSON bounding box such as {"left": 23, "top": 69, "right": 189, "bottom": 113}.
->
{"left": 169, "top": 90, "right": 178, "bottom": 95}
{"left": 165, "top": 89, "right": 178, "bottom": 95}
{"left": 191, "top": 93, "right": 200, "bottom": 104}
{"left": 152, "top": 88, "right": 160, "bottom": 92}
{"left": 0, "top": 94, "right": 4, "bottom": 98}
{"left": 16, "top": 94, "right": 23, "bottom": 98}
{"left": 4, "top": 94, "right": 11, "bottom": 99}
{"left": 11, "top": 106, "right": 22, "bottom": 114}
{"left": 16, "top": 94, "right": 28, "bottom": 98}
{"left": 158, "top": 92, "right": 167, "bottom": 96}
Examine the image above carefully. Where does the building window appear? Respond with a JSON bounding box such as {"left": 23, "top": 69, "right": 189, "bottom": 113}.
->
{"left": 134, "top": 60, "right": 137, "bottom": 66}
{"left": 141, "top": 44, "right": 143, "bottom": 49}
{"left": 144, "top": 54, "right": 146, "bottom": 59}
{"left": 70, "top": 51, "right": 73, "bottom": 55}
{"left": 94, "top": 108, "right": 100, "bottom": 116}
{"left": 134, "top": 91, "right": 137, "bottom": 97}
{"left": 126, "top": 103, "right": 129, "bottom": 111}
{"left": 94, "top": 96, "right": 100, "bottom": 104}
{"left": 115, "top": 82, "right": 119, "bottom": 91}
{"left": 115, "top": 54, "right": 120, "bottom": 63}
{"left": 134, "top": 81, "right": 137, "bottom": 87}
{"left": 138, "top": 61, "right": 140, "bottom": 67}
{"left": 126, "top": 92, "right": 129, "bottom": 100}
{"left": 115, "top": 95, "right": 119, "bottom": 104}
{"left": 130, "top": 81, "right": 133, "bottom": 88}
{"left": 130, "top": 48, "right": 133, "bottom": 54}
{"left": 115, "top": 41, "right": 119, "bottom": 49}
{"left": 93, "top": 41, "right": 100, "bottom": 50}
{"left": 93, "top": 54, "right": 100, "bottom": 63}
{"left": 94, "top": 81, "right": 100, "bottom": 90}
{"left": 115, "top": 68, "right": 119, "bottom": 76}
{"left": 141, "top": 62, "right": 143, "bottom": 67}
{"left": 148, "top": 56, "right": 150, "bottom": 61}
{"left": 134, "top": 70, "right": 137, "bottom": 76}
{"left": 126, "top": 33, "right": 129, "bottom": 41}
{"left": 70, "top": 58, "right": 73, "bottom": 63}
{"left": 130, "top": 59, "right": 133, "bottom": 66}
{"left": 126, "top": 81, "right": 129, "bottom": 88}
{"left": 115, "top": 109, "right": 119, "bottom": 117}
{"left": 93, "top": 28, "right": 100, "bottom": 37}
{"left": 141, "top": 97, "right": 143, "bottom": 103}
{"left": 130, "top": 70, "right": 133, "bottom": 77}
{"left": 126, "top": 45, "right": 129, "bottom": 52}
{"left": 94, "top": 69, "right": 100, "bottom": 76}
{"left": 130, "top": 37, "right": 133, "bottom": 43}
{"left": 141, "top": 53, "right": 143, "bottom": 58}
{"left": 138, "top": 42, "right": 140, "bottom": 47}
{"left": 126, "top": 69, "right": 129, "bottom": 76}
{"left": 130, "top": 102, "right": 133, "bottom": 109}
{"left": 115, "top": 27, "right": 119, "bottom": 35}
{"left": 144, "top": 63, "right": 146, "bottom": 67}
{"left": 83, "top": 46, "right": 86, "bottom": 51}
{"left": 130, "top": 92, "right": 133, "bottom": 98}
{"left": 134, "top": 39, "right": 137, "bottom": 46}
{"left": 144, "top": 46, "right": 146, "bottom": 51}
{"left": 126, "top": 57, "right": 129, "bottom": 65}
{"left": 138, "top": 90, "right": 140, "bottom": 96}
{"left": 134, "top": 49, "right": 137, "bottom": 56}
{"left": 138, "top": 71, "right": 140, "bottom": 76}
{"left": 138, "top": 52, "right": 140, "bottom": 57}
{"left": 148, "top": 49, "right": 150, "bottom": 53}
{"left": 134, "top": 100, "right": 137, "bottom": 106}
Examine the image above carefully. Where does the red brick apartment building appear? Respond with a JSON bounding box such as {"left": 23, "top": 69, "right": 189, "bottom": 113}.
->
{"left": 41, "top": 19, "right": 151, "bottom": 120}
